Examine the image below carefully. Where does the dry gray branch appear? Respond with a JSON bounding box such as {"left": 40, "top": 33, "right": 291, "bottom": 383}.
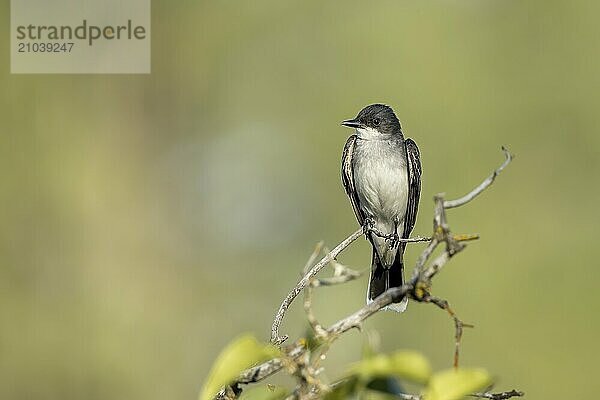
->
{"left": 304, "top": 275, "right": 326, "bottom": 337}
{"left": 215, "top": 148, "right": 518, "bottom": 400}
{"left": 271, "top": 227, "right": 364, "bottom": 345}
{"left": 423, "top": 294, "right": 474, "bottom": 368}
{"left": 312, "top": 268, "right": 362, "bottom": 286}
{"left": 303, "top": 242, "right": 325, "bottom": 275}
{"left": 367, "top": 388, "right": 524, "bottom": 400}
{"left": 271, "top": 229, "right": 432, "bottom": 345}
{"left": 470, "top": 389, "right": 525, "bottom": 399}
{"left": 443, "top": 147, "right": 513, "bottom": 209}
{"left": 313, "top": 256, "right": 363, "bottom": 287}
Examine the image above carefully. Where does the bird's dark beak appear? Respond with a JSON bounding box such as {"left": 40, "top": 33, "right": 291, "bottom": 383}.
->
{"left": 341, "top": 119, "right": 363, "bottom": 129}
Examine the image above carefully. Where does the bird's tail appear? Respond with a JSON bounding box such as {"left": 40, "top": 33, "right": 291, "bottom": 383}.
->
{"left": 367, "top": 249, "right": 408, "bottom": 313}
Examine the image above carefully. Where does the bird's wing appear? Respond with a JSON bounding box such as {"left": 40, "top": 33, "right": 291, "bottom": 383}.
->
{"left": 341, "top": 135, "right": 365, "bottom": 226}
{"left": 402, "top": 138, "right": 422, "bottom": 239}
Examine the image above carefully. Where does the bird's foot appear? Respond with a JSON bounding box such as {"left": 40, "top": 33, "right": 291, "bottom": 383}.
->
{"left": 389, "top": 217, "right": 401, "bottom": 249}
{"left": 362, "top": 218, "right": 375, "bottom": 235}
{"left": 364, "top": 218, "right": 400, "bottom": 247}
{"left": 363, "top": 218, "right": 388, "bottom": 239}
{"left": 387, "top": 232, "right": 400, "bottom": 249}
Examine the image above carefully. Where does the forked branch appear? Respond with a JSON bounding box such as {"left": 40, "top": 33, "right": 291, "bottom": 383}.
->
{"left": 217, "top": 147, "right": 517, "bottom": 400}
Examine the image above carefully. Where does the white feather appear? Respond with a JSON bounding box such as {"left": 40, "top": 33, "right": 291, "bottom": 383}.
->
{"left": 353, "top": 135, "right": 409, "bottom": 267}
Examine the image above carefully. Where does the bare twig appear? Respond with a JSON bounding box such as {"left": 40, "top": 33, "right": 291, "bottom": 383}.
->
{"left": 424, "top": 294, "right": 474, "bottom": 368}
{"left": 216, "top": 148, "right": 517, "bottom": 400}
{"left": 399, "top": 236, "right": 433, "bottom": 243}
{"left": 303, "top": 242, "right": 325, "bottom": 275}
{"left": 409, "top": 238, "right": 440, "bottom": 283}
{"left": 369, "top": 225, "right": 432, "bottom": 243}
{"left": 302, "top": 245, "right": 329, "bottom": 338}
{"left": 421, "top": 242, "right": 459, "bottom": 283}
{"left": 219, "top": 286, "right": 411, "bottom": 399}
{"left": 311, "top": 253, "right": 363, "bottom": 287}
{"left": 361, "top": 388, "right": 524, "bottom": 400}
{"left": 271, "top": 227, "right": 364, "bottom": 345}
{"left": 304, "top": 278, "right": 327, "bottom": 337}
{"left": 214, "top": 340, "right": 313, "bottom": 400}
{"left": 443, "top": 147, "right": 512, "bottom": 209}
{"left": 313, "top": 268, "right": 362, "bottom": 286}
{"left": 325, "top": 285, "right": 408, "bottom": 338}
{"left": 271, "top": 229, "right": 430, "bottom": 345}
{"left": 215, "top": 386, "right": 238, "bottom": 400}
{"left": 470, "top": 389, "right": 525, "bottom": 399}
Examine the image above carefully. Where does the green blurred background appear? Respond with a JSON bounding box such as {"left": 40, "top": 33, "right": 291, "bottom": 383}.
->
{"left": 1, "top": 0, "right": 599, "bottom": 399}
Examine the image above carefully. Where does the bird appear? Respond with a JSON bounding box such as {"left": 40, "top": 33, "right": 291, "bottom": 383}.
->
{"left": 341, "top": 104, "right": 422, "bottom": 312}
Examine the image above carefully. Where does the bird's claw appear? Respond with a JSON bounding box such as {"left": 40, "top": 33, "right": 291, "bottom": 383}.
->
{"left": 389, "top": 216, "right": 401, "bottom": 248}
{"left": 388, "top": 232, "right": 400, "bottom": 249}
{"left": 362, "top": 218, "right": 375, "bottom": 235}
{"left": 364, "top": 218, "right": 400, "bottom": 248}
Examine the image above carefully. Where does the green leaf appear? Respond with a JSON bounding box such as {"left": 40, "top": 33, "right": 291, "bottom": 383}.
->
{"left": 199, "top": 334, "right": 280, "bottom": 400}
{"left": 424, "top": 368, "right": 492, "bottom": 400}
{"left": 238, "top": 385, "right": 288, "bottom": 400}
{"left": 349, "top": 350, "right": 432, "bottom": 385}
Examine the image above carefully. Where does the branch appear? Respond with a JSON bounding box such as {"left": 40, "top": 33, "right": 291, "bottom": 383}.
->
{"left": 368, "top": 388, "right": 524, "bottom": 400}
{"left": 216, "top": 148, "right": 516, "bottom": 400}
{"left": 271, "top": 230, "right": 432, "bottom": 345}
{"left": 310, "top": 249, "right": 363, "bottom": 287}
{"left": 470, "top": 389, "right": 525, "bottom": 399}
{"left": 443, "top": 147, "right": 513, "bottom": 209}
{"left": 369, "top": 224, "right": 432, "bottom": 243}
{"left": 424, "top": 294, "right": 474, "bottom": 368}
{"left": 215, "top": 344, "right": 308, "bottom": 400}
{"left": 303, "top": 247, "right": 327, "bottom": 337}
{"left": 271, "top": 227, "right": 364, "bottom": 345}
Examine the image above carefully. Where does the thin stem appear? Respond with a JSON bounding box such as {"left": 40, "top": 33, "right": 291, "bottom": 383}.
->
{"left": 271, "top": 227, "right": 363, "bottom": 345}
{"left": 443, "top": 147, "right": 513, "bottom": 209}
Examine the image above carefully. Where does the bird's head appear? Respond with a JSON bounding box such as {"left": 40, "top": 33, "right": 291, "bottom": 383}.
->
{"left": 341, "top": 104, "right": 402, "bottom": 140}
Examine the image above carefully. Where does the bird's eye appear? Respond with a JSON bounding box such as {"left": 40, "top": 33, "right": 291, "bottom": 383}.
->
{"left": 372, "top": 118, "right": 381, "bottom": 126}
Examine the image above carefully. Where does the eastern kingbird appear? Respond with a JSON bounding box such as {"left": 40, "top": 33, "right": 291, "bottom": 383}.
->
{"left": 341, "top": 104, "right": 422, "bottom": 312}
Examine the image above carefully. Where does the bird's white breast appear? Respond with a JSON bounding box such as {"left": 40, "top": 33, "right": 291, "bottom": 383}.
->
{"left": 354, "top": 138, "right": 408, "bottom": 265}
{"left": 354, "top": 140, "right": 408, "bottom": 222}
